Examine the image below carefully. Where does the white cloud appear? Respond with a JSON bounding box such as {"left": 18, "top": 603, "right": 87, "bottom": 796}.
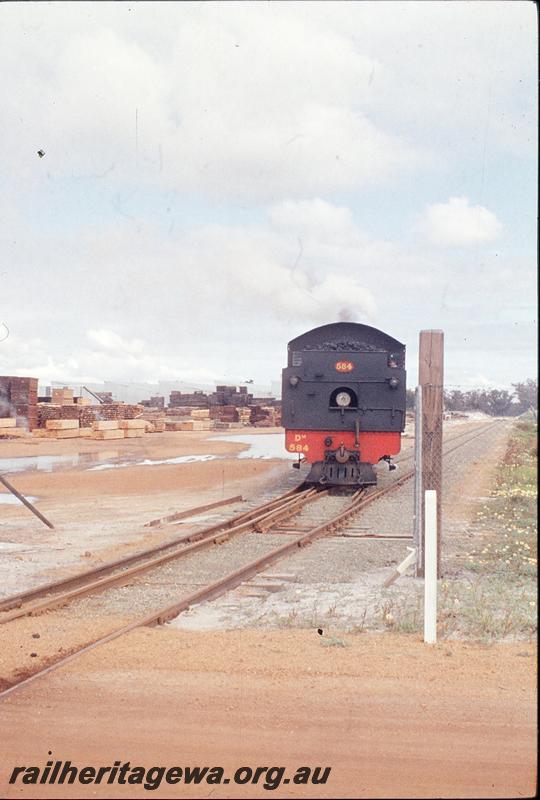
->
{"left": 0, "top": 3, "right": 535, "bottom": 389}
{"left": 87, "top": 329, "right": 146, "bottom": 356}
{"left": 459, "top": 373, "right": 496, "bottom": 389}
{"left": 0, "top": 3, "right": 424, "bottom": 201}
{"left": 322, "top": 1, "right": 537, "bottom": 159}
{"left": 158, "top": 201, "right": 378, "bottom": 324}
{"left": 0, "top": 330, "right": 218, "bottom": 385}
{"left": 1, "top": 1, "right": 533, "bottom": 204}
{"left": 0, "top": 199, "right": 381, "bottom": 383}
{"left": 417, "top": 197, "right": 503, "bottom": 247}
{"left": 269, "top": 199, "right": 358, "bottom": 243}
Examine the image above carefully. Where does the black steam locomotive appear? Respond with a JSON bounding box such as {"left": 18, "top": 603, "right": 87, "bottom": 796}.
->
{"left": 282, "top": 322, "right": 406, "bottom": 487}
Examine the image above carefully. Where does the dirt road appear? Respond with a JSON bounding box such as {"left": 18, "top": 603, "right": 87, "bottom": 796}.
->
{"left": 0, "top": 629, "right": 536, "bottom": 799}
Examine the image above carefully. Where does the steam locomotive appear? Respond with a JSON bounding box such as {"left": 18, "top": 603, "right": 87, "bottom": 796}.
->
{"left": 281, "top": 322, "right": 406, "bottom": 487}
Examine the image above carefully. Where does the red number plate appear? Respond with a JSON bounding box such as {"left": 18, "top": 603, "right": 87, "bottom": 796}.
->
{"left": 335, "top": 360, "right": 354, "bottom": 372}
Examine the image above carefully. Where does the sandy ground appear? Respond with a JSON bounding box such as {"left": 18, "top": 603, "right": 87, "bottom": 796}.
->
{"left": 0, "top": 429, "right": 294, "bottom": 596}
{"left": 1, "top": 419, "right": 536, "bottom": 798}
{"left": 0, "top": 428, "right": 286, "bottom": 510}
{"left": 0, "top": 629, "right": 536, "bottom": 799}
{"left": 0, "top": 423, "right": 516, "bottom": 686}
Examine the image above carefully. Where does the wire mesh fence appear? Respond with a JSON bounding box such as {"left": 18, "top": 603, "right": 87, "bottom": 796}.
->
{"left": 412, "top": 383, "right": 443, "bottom": 577}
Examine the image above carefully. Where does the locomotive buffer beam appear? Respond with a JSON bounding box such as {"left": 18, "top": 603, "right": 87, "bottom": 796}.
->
{"left": 307, "top": 446, "right": 377, "bottom": 487}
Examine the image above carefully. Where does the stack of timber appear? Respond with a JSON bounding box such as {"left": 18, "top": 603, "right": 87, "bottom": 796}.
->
{"left": 119, "top": 419, "right": 146, "bottom": 438}
{"left": 237, "top": 407, "right": 252, "bottom": 425}
{"left": 91, "top": 420, "right": 124, "bottom": 440}
{"left": 85, "top": 403, "right": 143, "bottom": 421}
{"left": 0, "top": 376, "right": 9, "bottom": 419}
{"left": 209, "top": 405, "right": 239, "bottom": 423}
{"left": 212, "top": 385, "right": 252, "bottom": 407}
{"left": 0, "top": 375, "right": 38, "bottom": 430}
{"left": 165, "top": 419, "right": 214, "bottom": 431}
{"left": 165, "top": 421, "right": 187, "bottom": 431}
{"left": 169, "top": 390, "right": 208, "bottom": 408}
{"left": 250, "top": 405, "right": 278, "bottom": 427}
{"left": 165, "top": 407, "right": 192, "bottom": 417}
{"left": 178, "top": 420, "right": 213, "bottom": 431}
{"left": 37, "top": 404, "right": 79, "bottom": 427}
{"left": 190, "top": 408, "right": 210, "bottom": 420}
{"left": 0, "top": 418, "right": 27, "bottom": 438}
{"left": 78, "top": 403, "right": 143, "bottom": 427}
{"left": 51, "top": 387, "right": 74, "bottom": 405}
{"left": 79, "top": 407, "right": 106, "bottom": 428}
{"left": 139, "top": 396, "right": 165, "bottom": 409}
{"left": 138, "top": 411, "right": 166, "bottom": 432}
{"left": 44, "top": 419, "right": 81, "bottom": 439}
{"left": 39, "top": 418, "right": 149, "bottom": 440}
{"left": 94, "top": 391, "right": 114, "bottom": 404}
{"left": 37, "top": 402, "right": 144, "bottom": 429}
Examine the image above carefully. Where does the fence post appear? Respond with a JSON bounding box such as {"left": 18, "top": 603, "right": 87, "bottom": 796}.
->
{"left": 424, "top": 489, "right": 437, "bottom": 644}
{"left": 413, "top": 385, "right": 423, "bottom": 576}
{"left": 419, "top": 330, "right": 444, "bottom": 578}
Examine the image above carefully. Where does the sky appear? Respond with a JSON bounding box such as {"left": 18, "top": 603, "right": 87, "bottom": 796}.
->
{"left": 0, "top": 1, "right": 537, "bottom": 392}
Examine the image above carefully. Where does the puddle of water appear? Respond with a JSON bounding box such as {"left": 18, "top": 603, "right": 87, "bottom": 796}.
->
{"left": 0, "top": 433, "right": 293, "bottom": 477}
{"left": 87, "top": 454, "right": 219, "bottom": 472}
{"left": 212, "top": 433, "right": 296, "bottom": 461}
{"left": 86, "top": 437, "right": 293, "bottom": 471}
{"left": 0, "top": 451, "right": 121, "bottom": 475}
{"left": 0, "top": 454, "right": 80, "bottom": 474}
{"left": 0, "top": 494, "right": 38, "bottom": 505}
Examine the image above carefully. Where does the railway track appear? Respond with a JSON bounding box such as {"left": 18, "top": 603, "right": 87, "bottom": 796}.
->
{"left": 393, "top": 419, "right": 500, "bottom": 467}
{"left": 0, "top": 485, "right": 318, "bottom": 621}
{"left": 0, "top": 420, "right": 501, "bottom": 699}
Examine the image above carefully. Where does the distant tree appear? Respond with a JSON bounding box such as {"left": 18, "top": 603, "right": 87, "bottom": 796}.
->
{"left": 512, "top": 378, "right": 538, "bottom": 412}
{"left": 406, "top": 388, "right": 415, "bottom": 410}
{"left": 462, "top": 389, "right": 486, "bottom": 412}
{"left": 484, "top": 389, "right": 515, "bottom": 416}
{"left": 418, "top": 382, "right": 537, "bottom": 417}
{"left": 444, "top": 389, "right": 466, "bottom": 411}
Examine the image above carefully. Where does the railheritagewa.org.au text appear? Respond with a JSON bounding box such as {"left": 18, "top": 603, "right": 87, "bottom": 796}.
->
{"left": 8, "top": 760, "right": 331, "bottom": 791}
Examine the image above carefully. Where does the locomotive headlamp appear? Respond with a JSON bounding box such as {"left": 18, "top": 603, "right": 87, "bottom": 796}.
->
{"left": 289, "top": 375, "right": 299, "bottom": 387}
{"left": 335, "top": 390, "right": 352, "bottom": 407}
{"left": 389, "top": 377, "right": 400, "bottom": 389}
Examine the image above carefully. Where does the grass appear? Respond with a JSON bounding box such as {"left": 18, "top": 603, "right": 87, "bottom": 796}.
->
{"left": 378, "top": 577, "right": 537, "bottom": 641}
{"left": 320, "top": 636, "right": 348, "bottom": 648}
{"left": 466, "top": 419, "right": 537, "bottom": 579}
{"left": 378, "top": 418, "right": 537, "bottom": 641}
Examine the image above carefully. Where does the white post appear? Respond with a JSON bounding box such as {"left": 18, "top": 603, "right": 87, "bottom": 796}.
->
{"left": 424, "top": 489, "right": 437, "bottom": 644}
{"left": 382, "top": 547, "right": 417, "bottom": 588}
